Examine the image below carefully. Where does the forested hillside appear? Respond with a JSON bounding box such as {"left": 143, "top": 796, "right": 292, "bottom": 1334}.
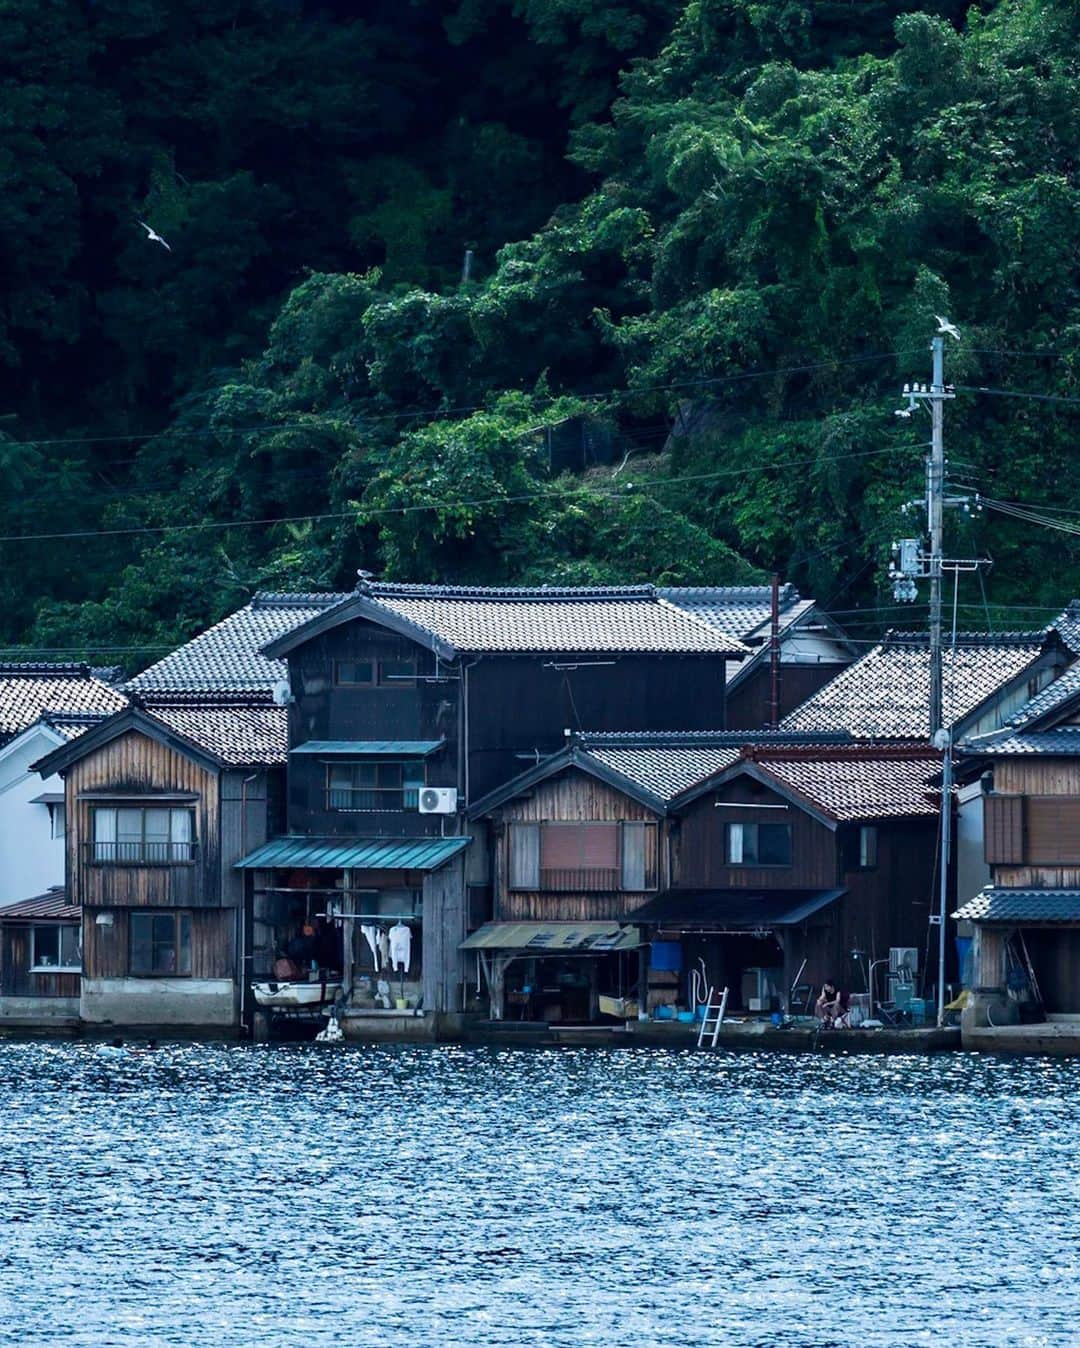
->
{"left": 2, "top": 0, "right": 1078, "bottom": 669}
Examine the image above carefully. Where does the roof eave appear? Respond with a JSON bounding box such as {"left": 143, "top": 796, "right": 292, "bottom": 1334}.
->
{"left": 467, "top": 746, "right": 668, "bottom": 818}
{"left": 671, "top": 758, "right": 838, "bottom": 829}
{"left": 31, "top": 706, "right": 228, "bottom": 778}
{"left": 261, "top": 593, "right": 460, "bottom": 662}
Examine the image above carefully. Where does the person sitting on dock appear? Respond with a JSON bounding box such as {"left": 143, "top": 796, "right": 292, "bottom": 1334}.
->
{"left": 815, "top": 981, "right": 851, "bottom": 1029}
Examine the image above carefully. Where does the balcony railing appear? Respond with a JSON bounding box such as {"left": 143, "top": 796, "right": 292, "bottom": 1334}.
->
{"left": 538, "top": 867, "right": 621, "bottom": 892}
{"left": 85, "top": 841, "right": 198, "bottom": 866}
{"left": 327, "top": 787, "right": 420, "bottom": 812}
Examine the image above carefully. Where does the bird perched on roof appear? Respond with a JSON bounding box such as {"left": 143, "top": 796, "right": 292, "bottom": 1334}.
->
{"left": 935, "top": 315, "right": 961, "bottom": 341}
{"left": 138, "top": 219, "right": 172, "bottom": 252}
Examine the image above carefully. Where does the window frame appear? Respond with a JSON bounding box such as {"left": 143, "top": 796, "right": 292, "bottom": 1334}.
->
{"left": 91, "top": 805, "right": 196, "bottom": 865}
{"left": 325, "top": 759, "right": 426, "bottom": 812}
{"left": 508, "top": 821, "right": 658, "bottom": 892}
{"left": 30, "top": 923, "right": 81, "bottom": 974}
{"left": 724, "top": 821, "right": 793, "bottom": 868}
{"left": 49, "top": 802, "right": 66, "bottom": 840}
{"left": 129, "top": 911, "right": 193, "bottom": 978}
{"left": 333, "top": 658, "right": 376, "bottom": 687}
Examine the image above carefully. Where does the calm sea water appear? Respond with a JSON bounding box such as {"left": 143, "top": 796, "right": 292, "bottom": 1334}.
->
{"left": 1, "top": 1042, "right": 1076, "bottom": 1348}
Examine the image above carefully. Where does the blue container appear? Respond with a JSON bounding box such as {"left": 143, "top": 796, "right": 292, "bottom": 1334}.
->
{"left": 654, "top": 1005, "right": 676, "bottom": 1021}
{"left": 676, "top": 1010, "right": 695, "bottom": 1024}
{"left": 650, "top": 941, "right": 682, "bottom": 972}
{"left": 771, "top": 1011, "right": 783, "bottom": 1027}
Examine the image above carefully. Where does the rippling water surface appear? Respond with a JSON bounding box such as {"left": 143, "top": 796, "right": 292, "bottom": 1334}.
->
{"left": 1, "top": 1042, "right": 1077, "bottom": 1347}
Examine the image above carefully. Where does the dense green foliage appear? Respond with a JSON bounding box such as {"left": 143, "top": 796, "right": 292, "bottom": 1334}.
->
{"left": 2, "top": 0, "right": 1078, "bottom": 666}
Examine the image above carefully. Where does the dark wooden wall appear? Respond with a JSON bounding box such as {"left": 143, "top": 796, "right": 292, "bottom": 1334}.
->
{"left": 286, "top": 621, "right": 461, "bottom": 836}
{"left": 0, "top": 927, "right": 80, "bottom": 998}
{"left": 83, "top": 907, "right": 235, "bottom": 980}
{"left": 492, "top": 771, "right": 666, "bottom": 922}
{"left": 726, "top": 663, "right": 847, "bottom": 732}
{"left": 66, "top": 731, "right": 222, "bottom": 909}
{"left": 1022, "top": 928, "right": 1080, "bottom": 1012}
{"left": 466, "top": 653, "right": 729, "bottom": 801}
{"left": 674, "top": 777, "right": 837, "bottom": 890}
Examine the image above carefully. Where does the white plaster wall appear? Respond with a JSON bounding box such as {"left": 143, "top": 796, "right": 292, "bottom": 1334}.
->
{"left": 0, "top": 727, "right": 66, "bottom": 907}
{"left": 81, "top": 979, "right": 236, "bottom": 1026}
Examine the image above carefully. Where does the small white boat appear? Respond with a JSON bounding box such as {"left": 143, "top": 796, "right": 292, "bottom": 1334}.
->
{"left": 252, "top": 980, "right": 342, "bottom": 1008}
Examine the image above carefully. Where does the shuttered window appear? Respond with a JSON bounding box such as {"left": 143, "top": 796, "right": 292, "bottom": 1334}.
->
{"left": 508, "top": 822, "right": 657, "bottom": 891}
{"left": 1026, "top": 798, "right": 1080, "bottom": 865}
{"left": 984, "top": 795, "right": 1024, "bottom": 865}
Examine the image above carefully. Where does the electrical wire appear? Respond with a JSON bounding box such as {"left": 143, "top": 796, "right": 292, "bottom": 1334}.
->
{"left": 955, "top": 384, "right": 1080, "bottom": 407}
{"left": 0, "top": 441, "right": 928, "bottom": 545}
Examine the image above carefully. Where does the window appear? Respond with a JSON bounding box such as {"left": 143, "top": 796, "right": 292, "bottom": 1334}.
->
{"left": 334, "top": 659, "right": 375, "bottom": 686}
{"left": 509, "top": 822, "right": 657, "bottom": 891}
{"left": 859, "top": 825, "right": 878, "bottom": 869}
{"left": 31, "top": 924, "right": 80, "bottom": 972}
{"left": 92, "top": 807, "right": 195, "bottom": 863}
{"left": 333, "top": 657, "right": 417, "bottom": 687}
{"left": 725, "top": 821, "right": 792, "bottom": 866}
{"left": 49, "top": 802, "right": 66, "bottom": 840}
{"left": 327, "top": 760, "right": 425, "bottom": 811}
{"left": 130, "top": 912, "right": 192, "bottom": 976}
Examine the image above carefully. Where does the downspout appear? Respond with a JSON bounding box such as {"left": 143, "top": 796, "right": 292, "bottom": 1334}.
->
{"left": 239, "top": 772, "right": 258, "bottom": 1037}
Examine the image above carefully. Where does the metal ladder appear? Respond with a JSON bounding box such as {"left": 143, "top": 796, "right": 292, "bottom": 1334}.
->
{"left": 696, "top": 986, "right": 729, "bottom": 1048}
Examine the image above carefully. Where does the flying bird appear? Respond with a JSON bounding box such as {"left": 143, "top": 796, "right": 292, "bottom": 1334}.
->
{"left": 138, "top": 219, "right": 172, "bottom": 252}
{"left": 935, "top": 315, "right": 961, "bottom": 341}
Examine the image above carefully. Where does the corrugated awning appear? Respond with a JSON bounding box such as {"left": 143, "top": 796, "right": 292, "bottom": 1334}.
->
{"left": 290, "top": 740, "right": 445, "bottom": 756}
{"left": 632, "top": 888, "right": 845, "bottom": 928}
{"left": 0, "top": 888, "right": 79, "bottom": 921}
{"left": 461, "top": 921, "right": 639, "bottom": 952}
{"left": 954, "top": 887, "right": 1080, "bottom": 924}
{"left": 236, "top": 835, "right": 470, "bottom": 871}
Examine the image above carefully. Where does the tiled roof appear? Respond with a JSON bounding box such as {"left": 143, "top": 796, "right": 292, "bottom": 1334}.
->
{"left": 741, "top": 746, "right": 941, "bottom": 821}
{"left": 577, "top": 731, "right": 851, "bottom": 804}
{"left": 954, "top": 888, "right": 1080, "bottom": 923}
{"left": 781, "top": 633, "right": 1043, "bottom": 739}
{"left": 1050, "top": 600, "right": 1080, "bottom": 656}
{"left": 658, "top": 585, "right": 809, "bottom": 640}
{"left": 0, "top": 887, "right": 79, "bottom": 921}
{"left": 360, "top": 583, "right": 746, "bottom": 655}
{"left": 0, "top": 665, "right": 128, "bottom": 741}
{"left": 127, "top": 592, "right": 350, "bottom": 693}
{"left": 1000, "top": 665, "right": 1080, "bottom": 734}
{"left": 961, "top": 726, "right": 1080, "bottom": 757}
{"left": 40, "top": 712, "right": 110, "bottom": 743}
{"left": 137, "top": 694, "right": 288, "bottom": 766}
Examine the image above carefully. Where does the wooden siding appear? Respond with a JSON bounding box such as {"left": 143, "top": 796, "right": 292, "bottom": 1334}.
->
{"left": 66, "top": 731, "right": 222, "bottom": 909}
{"left": 1026, "top": 798, "right": 1080, "bottom": 864}
{"left": 82, "top": 907, "right": 235, "bottom": 980}
{"left": 492, "top": 771, "right": 667, "bottom": 922}
{"left": 994, "top": 759, "right": 1080, "bottom": 796}
{"left": 0, "top": 927, "right": 80, "bottom": 998}
{"left": 674, "top": 777, "right": 837, "bottom": 890}
{"left": 1022, "top": 929, "right": 1080, "bottom": 1012}
{"left": 984, "top": 795, "right": 1024, "bottom": 864}
{"left": 422, "top": 857, "right": 466, "bottom": 1014}
{"left": 726, "top": 663, "right": 846, "bottom": 733}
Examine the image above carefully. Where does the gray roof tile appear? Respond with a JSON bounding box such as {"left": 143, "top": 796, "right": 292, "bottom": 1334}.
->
{"left": 962, "top": 726, "right": 1080, "bottom": 756}
{"left": 0, "top": 665, "right": 128, "bottom": 741}
{"left": 658, "top": 585, "right": 808, "bottom": 640}
{"left": 137, "top": 694, "right": 288, "bottom": 766}
{"left": 127, "top": 592, "right": 350, "bottom": 693}
{"left": 954, "top": 888, "right": 1080, "bottom": 923}
{"left": 781, "top": 634, "right": 1043, "bottom": 739}
{"left": 362, "top": 583, "right": 746, "bottom": 655}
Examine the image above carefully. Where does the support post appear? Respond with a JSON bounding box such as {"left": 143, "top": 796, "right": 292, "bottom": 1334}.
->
{"left": 769, "top": 572, "right": 782, "bottom": 730}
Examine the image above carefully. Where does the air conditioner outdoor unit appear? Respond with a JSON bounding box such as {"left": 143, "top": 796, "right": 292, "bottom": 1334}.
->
{"left": 418, "top": 787, "right": 458, "bottom": 815}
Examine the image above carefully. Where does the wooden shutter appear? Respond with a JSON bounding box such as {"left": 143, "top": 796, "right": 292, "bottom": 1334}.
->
{"left": 1026, "top": 798, "right": 1080, "bottom": 865}
{"left": 540, "top": 823, "right": 618, "bottom": 889}
{"left": 509, "top": 824, "right": 540, "bottom": 889}
{"left": 984, "top": 795, "right": 1024, "bottom": 864}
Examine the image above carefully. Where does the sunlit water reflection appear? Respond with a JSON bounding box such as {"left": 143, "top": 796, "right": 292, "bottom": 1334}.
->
{"left": 1, "top": 1042, "right": 1076, "bottom": 1347}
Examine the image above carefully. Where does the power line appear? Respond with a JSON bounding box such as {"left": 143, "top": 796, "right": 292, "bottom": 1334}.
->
{"left": 955, "top": 384, "right": 1080, "bottom": 407}
{"left": 0, "top": 348, "right": 918, "bottom": 453}
{"left": 0, "top": 441, "right": 925, "bottom": 545}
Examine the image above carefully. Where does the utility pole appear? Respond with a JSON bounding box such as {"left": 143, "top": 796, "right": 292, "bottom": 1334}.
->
{"left": 892, "top": 327, "right": 961, "bottom": 1027}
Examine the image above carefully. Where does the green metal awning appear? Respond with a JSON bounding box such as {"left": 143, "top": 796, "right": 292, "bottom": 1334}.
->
{"left": 289, "top": 740, "right": 445, "bottom": 756}
{"left": 460, "top": 921, "right": 639, "bottom": 952}
{"left": 236, "top": 835, "right": 470, "bottom": 871}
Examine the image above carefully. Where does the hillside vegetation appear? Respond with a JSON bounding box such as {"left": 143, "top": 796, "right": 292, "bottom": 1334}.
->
{"left": 2, "top": 0, "right": 1077, "bottom": 666}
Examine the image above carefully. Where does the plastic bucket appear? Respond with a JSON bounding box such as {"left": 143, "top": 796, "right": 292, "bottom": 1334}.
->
{"left": 394, "top": 997, "right": 408, "bottom": 1011}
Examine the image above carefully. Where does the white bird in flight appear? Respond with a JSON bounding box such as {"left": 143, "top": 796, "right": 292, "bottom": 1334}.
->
{"left": 935, "top": 314, "right": 960, "bottom": 341}
{"left": 138, "top": 219, "right": 172, "bottom": 252}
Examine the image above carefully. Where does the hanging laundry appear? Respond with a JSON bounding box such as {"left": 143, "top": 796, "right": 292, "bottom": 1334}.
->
{"left": 388, "top": 921, "right": 412, "bottom": 973}
{"left": 360, "top": 925, "right": 380, "bottom": 969}
{"left": 378, "top": 928, "right": 390, "bottom": 971}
